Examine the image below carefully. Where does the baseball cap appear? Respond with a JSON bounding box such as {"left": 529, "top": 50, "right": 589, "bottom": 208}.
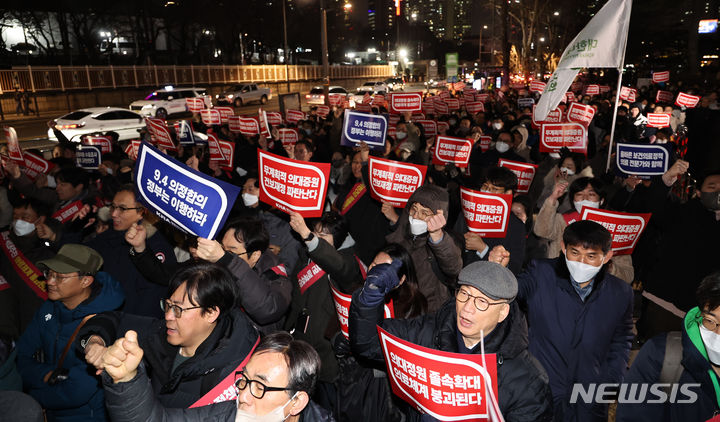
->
{"left": 457, "top": 261, "right": 518, "bottom": 301}
{"left": 38, "top": 244, "right": 103, "bottom": 275}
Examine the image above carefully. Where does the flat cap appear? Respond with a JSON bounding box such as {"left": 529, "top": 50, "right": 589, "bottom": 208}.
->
{"left": 457, "top": 261, "right": 518, "bottom": 301}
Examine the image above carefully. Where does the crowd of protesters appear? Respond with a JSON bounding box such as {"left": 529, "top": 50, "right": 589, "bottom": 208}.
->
{"left": 0, "top": 74, "right": 718, "bottom": 422}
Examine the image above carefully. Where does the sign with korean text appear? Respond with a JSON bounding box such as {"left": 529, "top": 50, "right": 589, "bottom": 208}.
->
{"left": 540, "top": 123, "right": 587, "bottom": 154}
{"left": 377, "top": 327, "right": 501, "bottom": 421}
{"left": 652, "top": 71, "right": 670, "bottom": 83}
{"left": 616, "top": 143, "right": 669, "bottom": 176}
{"left": 460, "top": 187, "right": 512, "bottom": 237}
{"left": 328, "top": 93, "right": 345, "bottom": 106}
{"left": 415, "top": 120, "right": 437, "bottom": 137}
{"left": 174, "top": 120, "right": 196, "bottom": 145}
{"left": 136, "top": 142, "right": 239, "bottom": 241}
{"left": 236, "top": 117, "right": 260, "bottom": 136}
{"left": 186, "top": 97, "right": 206, "bottom": 113}
{"left": 567, "top": 102, "right": 596, "bottom": 127}
{"left": 331, "top": 286, "right": 393, "bottom": 341}
{"left": 646, "top": 113, "right": 671, "bottom": 128}
{"left": 258, "top": 150, "right": 330, "bottom": 217}
{"left": 21, "top": 151, "right": 55, "bottom": 181}
{"left": 479, "top": 136, "right": 492, "bottom": 153}
{"left": 207, "top": 132, "right": 226, "bottom": 162}
{"left": 278, "top": 128, "right": 299, "bottom": 146}
{"left": 200, "top": 109, "right": 222, "bottom": 126}
{"left": 286, "top": 109, "right": 306, "bottom": 124}
{"left": 258, "top": 109, "right": 271, "bottom": 137}
{"left": 656, "top": 90, "right": 674, "bottom": 103}
{"left": 217, "top": 140, "right": 234, "bottom": 171}
{"left": 498, "top": 159, "right": 538, "bottom": 194}
{"left": 390, "top": 92, "right": 422, "bottom": 113}
{"left": 432, "top": 136, "right": 472, "bottom": 168}
{"left": 422, "top": 101, "right": 435, "bottom": 115}
{"left": 315, "top": 105, "right": 330, "bottom": 118}
{"left": 465, "top": 101, "right": 485, "bottom": 113}
{"left": 434, "top": 101, "right": 449, "bottom": 115}
{"left": 124, "top": 140, "right": 141, "bottom": 160}
{"left": 517, "top": 98, "right": 535, "bottom": 109}
{"left": 355, "top": 104, "right": 372, "bottom": 113}
{"left": 76, "top": 145, "right": 102, "bottom": 169}
{"left": 445, "top": 98, "right": 460, "bottom": 111}
{"left": 532, "top": 105, "right": 563, "bottom": 128}
{"left": 341, "top": 110, "right": 388, "bottom": 150}
{"left": 4, "top": 127, "right": 23, "bottom": 163}
{"left": 584, "top": 85, "right": 600, "bottom": 96}
{"left": 368, "top": 156, "right": 426, "bottom": 208}
{"left": 529, "top": 81, "right": 546, "bottom": 93}
{"left": 215, "top": 106, "right": 234, "bottom": 123}
{"left": 619, "top": 86, "right": 637, "bottom": 102}
{"left": 266, "top": 111, "right": 283, "bottom": 126}
{"left": 477, "top": 93, "right": 489, "bottom": 103}
{"left": 580, "top": 207, "right": 651, "bottom": 255}
{"left": 145, "top": 118, "right": 175, "bottom": 150}
{"left": 599, "top": 85, "right": 611, "bottom": 94}
{"left": 565, "top": 92, "right": 577, "bottom": 103}
{"left": 675, "top": 92, "right": 700, "bottom": 108}
{"left": 437, "top": 121, "right": 450, "bottom": 134}
{"left": 82, "top": 135, "right": 113, "bottom": 154}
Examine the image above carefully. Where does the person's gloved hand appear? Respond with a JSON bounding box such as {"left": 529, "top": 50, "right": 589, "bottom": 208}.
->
{"left": 357, "top": 260, "right": 403, "bottom": 307}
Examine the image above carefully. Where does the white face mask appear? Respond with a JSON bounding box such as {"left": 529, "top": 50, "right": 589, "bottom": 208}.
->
{"left": 46, "top": 175, "right": 57, "bottom": 188}
{"left": 560, "top": 167, "right": 575, "bottom": 176}
{"left": 573, "top": 200, "right": 599, "bottom": 214}
{"left": 492, "top": 122, "right": 503, "bottom": 130}
{"left": 408, "top": 215, "right": 428, "bottom": 236}
{"left": 235, "top": 392, "right": 297, "bottom": 422}
{"left": 565, "top": 256, "right": 603, "bottom": 284}
{"left": 495, "top": 141, "right": 510, "bottom": 153}
{"left": 700, "top": 324, "right": 720, "bottom": 365}
{"left": 12, "top": 219, "right": 36, "bottom": 237}
{"left": 395, "top": 131, "right": 407, "bottom": 140}
{"left": 242, "top": 193, "right": 259, "bottom": 207}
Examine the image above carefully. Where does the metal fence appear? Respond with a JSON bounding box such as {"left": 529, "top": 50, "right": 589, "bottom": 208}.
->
{"left": 0, "top": 64, "right": 394, "bottom": 94}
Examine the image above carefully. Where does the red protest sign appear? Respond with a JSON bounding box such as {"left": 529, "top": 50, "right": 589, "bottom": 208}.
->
{"left": 652, "top": 71, "right": 670, "bottom": 83}
{"left": 145, "top": 118, "right": 176, "bottom": 150}
{"left": 434, "top": 102, "right": 449, "bottom": 115}
{"left": 368, "top": 156, "right": 427, "bottom": 208}
{"left": 258, "top": 150, "right": 330, "bottom": 217}
{"left": 355, "top": 104, "right": 372, "bottom": 113}
{"left": 200, "top": 109, "right": 222, "bottom": 125}
{"left": 4, "top": 127, "right": 23, "bottom": 163}
{"left": 124, "top": 140, "right": 141, "bottom": 160}
{"left": 532, "top": 105, "right": 563, "bottom": 128}
{"left": 82, "top": 135, "right": 113, "bottom": 154}
{"left": 565, "top": 92, "right": 577, "bottom": 103}
{"left": 186, "top": 97, "right": 205, "bottom": 113}
{"left": 675, "top": 92, "right": 700, "bottom": 108}
{"left": 415, "top": 120, "right": 437, "bottom": 137}
{"left": 331, "top": 286, "right": 393, "bottom": 340}
{"left": 237, "top": 117, "right": 259, "bottom": 136}
{"left": 509, "top": 82, "right": 525, "bottom": 89}
{"left": 207, "top": 132, "right": 226, "bottom": 162}
{"left": 445, "top": 98, "right": 460, "bottom": 111}
{"left": 479, "top": 136, "right": 492, "bottom": 153}
{"left": 258, "top": 109, "right": 271, "bottom": 137}
{"left": 328, "top": 93, "right": 345, "bottom": 106}
{"left": 286, "top": 109, "right": 306, "bottom": 124}
{"left": 215, "top": 106, "right": 235, "bottom": 123}
{"left": 656, "top": 90, "right": 674, "bottom": 103}
{"left": 422, "top": 101, "right": 435, "bottom": 115}
{"left": 452, "top": 81, "right": 466, "bottom": 91}
{"left": 647, "top": 113, "right": 671, "bottom": 128}
{"left": 373, "top": 94, "right": 386, "bottom": 106}
{"left": 432, "top": 136, "right": 472, "bottom": 168}
{"left": 266, "top": 111, "right": 283, "bottom": 126}
{"left": 584, "top": 85, "right": 600, "bottom": 96}
{"left": 498, "top": 159, "right": 538, "bottom": 194}
{"left": 567, "top": 103, "right": 596, "bottom": 127}
{"left": 465, "top": 101, "right": 485, "bottom": 114}
{"left": 315, "top": 105, "right": 330, "bottom": 118}
{"left": 278, "top": 128, "right": 299, "bottom": 146}
{"left": 411, "top": 113, "right": 426, "bottom": 121}
{"left": 463, "top": 88, "right": 477, "bottom": 96}
{"left": 540, "top": 123, "right": 587, "bottom": 154}
{"left": 460, "top": 187, "right": 512, "bottom": 237}
{"left": 529, "top": 81, "right": 546, "bottom": 93}
{"left": 228, "top": 116, "right": 242, "bottom": 133}
{"left": 21, "top": 151, "right": 55, "bottom": 181}
{"left": 217, "top": 139, "right": 235, "bottom": 171}
{"left": 390, "top": 92, "right": 422, "bottom": 113}
{"left": 619, "top": 86, "right": 637, "bottom": 102}
{"left": 477, "top": 93, "right": 489, "bottom": 103}
{"left": 437, "top": 121, "right": 450, "bottom": 135}
{"left": 579, "top": 207, "right": 651, "bottom": 255}
{"left": 378, "top": 327, "right": 501, "bottom": 421}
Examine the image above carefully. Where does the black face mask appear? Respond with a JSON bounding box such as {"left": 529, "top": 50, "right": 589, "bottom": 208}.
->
{"left": 700, "top": 191, "right": 720, "bottom": 211}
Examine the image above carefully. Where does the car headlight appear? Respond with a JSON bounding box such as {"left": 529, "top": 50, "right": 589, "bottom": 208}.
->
{"left": 142, "top": 104, "right": 154, "bottom": 109}
{"left": 227, "top": 94, "right": 234, "bottom": 98}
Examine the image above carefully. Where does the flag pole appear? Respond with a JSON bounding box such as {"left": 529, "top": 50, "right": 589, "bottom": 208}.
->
{"left": 605, "top": 28, "right": 630, "bottom": 172}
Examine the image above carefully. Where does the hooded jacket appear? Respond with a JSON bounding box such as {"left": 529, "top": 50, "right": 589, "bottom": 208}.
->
{"left": 616, "top": 307, "right": 720, "bottom": 421}
{"left": 16, "top": 272, "right": 125, "bottom": 422}
{"left": 386, "top": 185, "right": 463, "bottom": 312}
{"left": 77, "top": 307, "right": 259, "bottom": 408}
{"left": 349, "top": 295, "right": 553, "bottom": 422}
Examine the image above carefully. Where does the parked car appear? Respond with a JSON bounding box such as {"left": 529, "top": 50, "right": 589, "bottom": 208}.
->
{"left": 129, "top": 86, "right": 208, "bottom": 119}
{"left": 305, "top": 85, "right": 350, "bottom": 105}
{"left": 47, "top": 107, "right": 145, "bottom": 142}
{"left": 356, "top": 81, "right": 388, "bottom": 93}
{"left": 385, "top": 77, "right": 405, "bottom": 91}
{"left": 215, "top": 83, "right": 272, "bottom": 107}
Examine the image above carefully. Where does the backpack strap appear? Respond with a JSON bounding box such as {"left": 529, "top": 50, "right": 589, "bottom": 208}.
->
{"left": 659, "top": 331, "right": 684, "bottom": 385}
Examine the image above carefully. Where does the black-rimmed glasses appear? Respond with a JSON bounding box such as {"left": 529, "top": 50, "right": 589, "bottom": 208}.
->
{"left": 234, "top": 371, "right": 292, "bottom": 399}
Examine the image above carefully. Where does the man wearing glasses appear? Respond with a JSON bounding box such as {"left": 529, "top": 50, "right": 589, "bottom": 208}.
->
{"left": 100, "top": 331, "right": 334, "bottom": 421}
{"left": 349, "top": 260, "right": 553, "bottom": 421}
{"left": 16, "top": 244, "right": 124, "bottom": 421}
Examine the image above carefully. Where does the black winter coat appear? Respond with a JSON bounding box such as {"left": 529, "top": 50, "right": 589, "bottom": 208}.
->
{"left": 78, "top": 308, "right": 259, "bottom": 408}
{"left": 349, "top": 295, "right": 554, "bottom": 422}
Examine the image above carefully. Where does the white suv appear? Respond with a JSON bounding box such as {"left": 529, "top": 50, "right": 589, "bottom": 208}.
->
{"left": 129, "top": 86, "right": 208, "bottom": 119}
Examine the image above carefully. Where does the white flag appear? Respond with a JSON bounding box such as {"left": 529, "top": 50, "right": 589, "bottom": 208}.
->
{"left": 534, "top": 0, "right": 633, "bottom": 121}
